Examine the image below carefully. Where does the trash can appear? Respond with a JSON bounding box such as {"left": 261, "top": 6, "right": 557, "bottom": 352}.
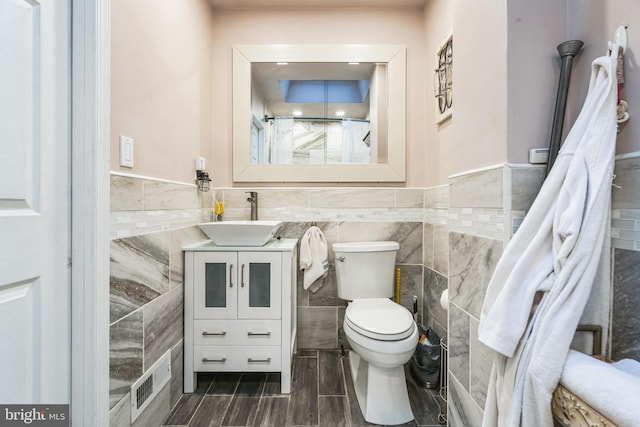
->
{"left": 410, "top": 324, "right": 441, "bottom": 389}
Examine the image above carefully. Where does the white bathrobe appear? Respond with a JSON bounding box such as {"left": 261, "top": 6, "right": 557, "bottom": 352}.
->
{"left": 478, "top": 49, "right": 618, "bottom": 427}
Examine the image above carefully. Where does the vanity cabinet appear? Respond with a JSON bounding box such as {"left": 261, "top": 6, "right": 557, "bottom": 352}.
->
{"left": 183, "top": 239, "right": 298, "bottom": 394}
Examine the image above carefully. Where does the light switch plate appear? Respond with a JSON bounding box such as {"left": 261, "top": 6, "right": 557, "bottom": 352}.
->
{"left": 119, "top": 135, "right": 134, "bottom": 168}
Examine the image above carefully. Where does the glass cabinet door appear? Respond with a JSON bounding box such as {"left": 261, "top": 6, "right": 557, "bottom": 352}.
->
{"left": 248, "top": 262, "right": 271, "bottom": 308}
{"left": 193, "top": 252, "right": 237, "bottom": 319}
{"left": 238, "top": 252, "right": 281, "bottom": 319}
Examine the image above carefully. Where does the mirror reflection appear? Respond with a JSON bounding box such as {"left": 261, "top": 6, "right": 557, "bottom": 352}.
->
{"left": 250, "top": 62, "right": 388, "bottom": 165}
{"left": 232, "top": 44, "right": 405, "bottom": 183}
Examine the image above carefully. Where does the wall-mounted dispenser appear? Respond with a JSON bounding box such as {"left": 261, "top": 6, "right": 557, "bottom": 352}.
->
{"left": 195, "top": 156, "right": 211, "bottom": 192}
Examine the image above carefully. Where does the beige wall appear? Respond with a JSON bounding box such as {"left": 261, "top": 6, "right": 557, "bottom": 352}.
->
{"left": 210, "top": 7, "right": 427, "bottom": 187}
{"left": 423, "top": 0, "right": 454, "bottom": 187}
{"left": 506, "top": 0, "right": 568, "bottom": 164}
{"left": 424, "top": 0, "right": 567, "bottom": 183}
{"left": 450, "top": 0, "right": 508, "bottom": 177}
{"left": 109, "top": 1, "right": 639, "bottom": 186}
{"left": 110, "top": 0, "right": 214, "bottom": 183}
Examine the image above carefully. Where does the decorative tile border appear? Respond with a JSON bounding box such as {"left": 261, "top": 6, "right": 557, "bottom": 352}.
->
{"left": 424, "top": 208, "right": 448, "bottom": 225}
{"left": 222, "top": 206, "right": 424, "bottom": 223}
{"left": 446, "top": 203, "right": 638, "bottom": 246}
{"left": 511, "top": 210, "right": 526, "bottom": 236}
{"left": 110, "top": 172, "right": 213, "bottom": 239}
{"left": 612, "top": 209, "right": 640, "bottom": 250}
{"left": 215, "top": 187, "right": 425, "bottom": 223}
{"left": 448, "top": 207, "right": 505, "bottom": 240}
{"left": 111, "top": 208, "right": 212, "bottom": 239}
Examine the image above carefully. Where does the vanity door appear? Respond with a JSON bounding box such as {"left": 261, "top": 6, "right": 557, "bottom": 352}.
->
{"left": 193, "top": 252, "right": 238, "bottom": 319}
{"left": 237, "top": 252, "right": 281, "bottom": 320}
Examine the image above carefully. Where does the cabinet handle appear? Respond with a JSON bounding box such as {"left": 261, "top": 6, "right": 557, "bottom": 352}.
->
{"left": 229, "top": 264, "right": 234, "bottom": 288}
{"left": 241, "top": 264, "right": 245, "bottom": 287}
{"left": 247, "top": 357, "right": 271, "bottom": 363}
{"left": 202, "top": 331, "right": 227, "bottom": 336}
{"left": 202, "top": 357, "right": 226, "bottom": 363}
{"left": 247, "top": 331, "right": 271, "bottom": 336}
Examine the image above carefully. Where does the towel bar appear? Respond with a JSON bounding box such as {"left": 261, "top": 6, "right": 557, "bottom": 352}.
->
{"left": 575, "top": 324, "right": 602, "bottom": 356}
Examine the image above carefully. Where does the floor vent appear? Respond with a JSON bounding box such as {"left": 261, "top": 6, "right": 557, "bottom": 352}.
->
{"left": 130, "top": 349, "right": 171, "bottom": 423}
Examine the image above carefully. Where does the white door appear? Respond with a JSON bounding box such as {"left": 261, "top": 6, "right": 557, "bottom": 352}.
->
{"left": 0, "top": 0, "right": 70, "bottom": 404}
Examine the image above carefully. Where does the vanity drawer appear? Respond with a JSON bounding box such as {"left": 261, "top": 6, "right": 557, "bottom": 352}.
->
{"left": 194, "top": 345, "right": 281, "bottom": 372}
{"left": 194, "top": 319, "right": 281, "bottom": 346}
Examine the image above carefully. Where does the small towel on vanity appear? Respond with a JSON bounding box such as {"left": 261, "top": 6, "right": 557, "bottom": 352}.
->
{"left": 299, "top": 226, "right": 329, "bottom": 293}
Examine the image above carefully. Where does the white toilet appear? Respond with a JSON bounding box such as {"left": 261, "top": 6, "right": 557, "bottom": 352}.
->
{"left": 333, "top": 241, "right": 418, "bottom": 426}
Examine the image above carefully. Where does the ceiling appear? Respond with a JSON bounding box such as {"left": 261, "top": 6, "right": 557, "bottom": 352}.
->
{"left": 209, "top": 0, "right": 426, "bottom": 9}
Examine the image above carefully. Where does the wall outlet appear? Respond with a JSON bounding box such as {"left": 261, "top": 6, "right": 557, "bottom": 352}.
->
{"left": 528, "top": 148, "right": 549, "bottom": 164}
{"left": 119, "top": 135, "right": 134, "bottom": 168}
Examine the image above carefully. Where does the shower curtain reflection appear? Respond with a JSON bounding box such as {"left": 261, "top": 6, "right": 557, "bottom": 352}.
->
{"left": 265, "top": 117, "right": 371, "bottom": 165}
{"left": 341, "top": 119, "right": 371, "bottom": 164}
{"left": 270, "top": 116, "right": 294, "bottom": 164}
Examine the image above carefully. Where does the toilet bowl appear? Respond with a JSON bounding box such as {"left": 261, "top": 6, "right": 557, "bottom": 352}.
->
{"left": 333, "top": 241, "right": 418, "bottom": 425}
{"left": 343, "top": 297, "right": 418, "bottom": 425}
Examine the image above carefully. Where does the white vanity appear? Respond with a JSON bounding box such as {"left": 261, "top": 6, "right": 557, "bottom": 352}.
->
{"left": 183, "top": 238, "right": 298, "bottom": 393}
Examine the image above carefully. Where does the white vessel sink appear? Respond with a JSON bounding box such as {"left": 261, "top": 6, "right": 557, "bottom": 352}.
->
{"left": 198, "top": 220, "right": 282, "bottom": 246}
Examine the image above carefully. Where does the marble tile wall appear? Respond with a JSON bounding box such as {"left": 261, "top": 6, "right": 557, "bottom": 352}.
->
{"left": 211, "top": 187, "right": 426, "bottom": 352}
{"left": 443, "top": 155, "right": 640, "bottom": 425}
{"left": 611, "top": 248, "right": 640, "bottom": 360}
{"left": 445, "top": 164, "right": 543, "bottom": 425}
{"left": 612, "top": 156, "right": 640, "bottom": 250}
{"left": 422, "top": 185, "right": 449, "bottom": 340}
{"left": 610, "top": 154, "right": 640, "bottom": 362}
{"left": 107, "top": 154, "right": 639, "bottom": 425}
{"left": 216, "top": 187, "right": 424, "bottom": 223}
{"left": 110, "top": 173, "right": 213, "bottom": 239}
{"left": 109, "top": 174, "right": 210, "bottom": 425}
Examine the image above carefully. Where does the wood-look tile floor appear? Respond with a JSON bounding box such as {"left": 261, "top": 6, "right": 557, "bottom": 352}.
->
{"left": 163, "top": 350, "right": 444, "bottom": 427}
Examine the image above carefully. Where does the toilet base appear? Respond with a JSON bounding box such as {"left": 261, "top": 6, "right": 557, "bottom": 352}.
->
{"left": 348, "top": 350, "right": 414, "bottom": 426}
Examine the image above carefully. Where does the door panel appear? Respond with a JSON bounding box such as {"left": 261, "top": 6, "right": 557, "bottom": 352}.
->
{"left": 237, "top": 252, "right": 281, "bottom": 319}
{"left": 0, "top": 0, "right": 70, "bottom": 404}
{"left": 0, "top": 0, "right": 38, "bottom": 211}
{"left": 0, "top": 281, "right": 36, "bottom": 401}
{"left": 193, "top": 252, "right": 238, "bottom": 319}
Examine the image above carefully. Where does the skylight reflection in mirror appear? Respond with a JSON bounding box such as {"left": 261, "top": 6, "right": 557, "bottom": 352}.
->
{"left": 250, "top": 62, "right": 384, "bottom": 165}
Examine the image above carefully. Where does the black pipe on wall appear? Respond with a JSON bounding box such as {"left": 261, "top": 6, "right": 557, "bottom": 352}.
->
{"left": 545, "top": 40, "right": 584, "bottom": 177}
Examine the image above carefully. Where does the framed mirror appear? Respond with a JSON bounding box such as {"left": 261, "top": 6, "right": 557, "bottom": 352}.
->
{"left": 233, "top": 44, "right": 406, "bottom": 183}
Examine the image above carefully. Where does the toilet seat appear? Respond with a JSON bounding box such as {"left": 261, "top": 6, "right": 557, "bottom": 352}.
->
{"left": 345, "top": 298, "right": 415, "bottom": 341}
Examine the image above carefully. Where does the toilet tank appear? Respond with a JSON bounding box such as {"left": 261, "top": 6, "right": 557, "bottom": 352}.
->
{"left": 333, "top": 241, "right": 399, "bottom": 300}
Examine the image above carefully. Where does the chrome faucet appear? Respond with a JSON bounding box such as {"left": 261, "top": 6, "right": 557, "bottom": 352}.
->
{"left": 246, "top": 191, "right": 258, "bottom": 220}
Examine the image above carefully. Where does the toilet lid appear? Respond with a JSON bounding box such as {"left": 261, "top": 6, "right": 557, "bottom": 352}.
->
{"left": 345, "top": 298, "right": 415, "bottom": 341}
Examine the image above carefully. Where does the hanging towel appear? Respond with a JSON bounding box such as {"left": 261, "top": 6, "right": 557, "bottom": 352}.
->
{"left": 478, "top": 47, "right": 619, "bottom": 427}
{"left": 299, "top": 226, "right": 329, "bottom": 293}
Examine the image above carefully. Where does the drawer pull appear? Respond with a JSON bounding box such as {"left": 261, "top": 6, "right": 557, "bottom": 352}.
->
{"left": 248, "top": 357, "right": 271, "bottom": 363}
{"left": 247, "top": 331, "right": 271, "bottom": 336}
{"left": 202, "top": 331, "right": 227, "bottom": 336}
{"left": 202, "top": 357, "right": 227, "bottom": 363}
